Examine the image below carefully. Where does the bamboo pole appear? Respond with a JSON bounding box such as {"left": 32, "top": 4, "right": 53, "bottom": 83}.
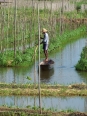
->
{"left": 0, "top": 4, "right": 2, "bottom": 50}
{"left": 0, "top": 5, "right": 3, "bottom": 52}
{"left": 6, "top": 0, "right": 10, "bottom": 53}
{"left": 0, "top": 1, "right": 5, "bottom": 52}
{"left": 59, "top": 8, "right": 62, "bottom": 35}
{"left": 22, "top": 3, "right": 26, "bottom": 51}
{"left": 34, "top": 45, "right": 38, "bottom": 86}
{"left": 38, "top": 3, "right": 42, "bottom": 114}
{"left": 14, "top": 0, "right": 17, "bottom": 59}
{"left": 3, "top": 0, "right": 5, "bottom": 52}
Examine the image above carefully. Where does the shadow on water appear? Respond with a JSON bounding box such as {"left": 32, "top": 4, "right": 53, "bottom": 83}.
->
{"left": 77, "top": 71, "right": 87, "bottom": 83}
{"left": 40, "top": 68, "right": 54, "bottom": 83}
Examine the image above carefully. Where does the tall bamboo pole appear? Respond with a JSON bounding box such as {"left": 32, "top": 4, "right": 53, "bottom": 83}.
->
{"left": 38, "top": 4, "right": 42, "bottom": 114}
{"left": 1, "top": 5, "right": 3, "bottom": 52}
{"left": 0, "top": 3, "right": 2, "bottom": 50}
{"left": 22, "top": 3, "right": 26, "bottom": 51}
{"left": 14, "top": 0, "right": 17, "bottom": 59}
{"left": 60, "top": 0, "right": 64, "bottom": 34}
{"left": 6, "top": 0, "right": 10, "bottom": 53}
{"left": 44, "top": 0, "right": 46, "bottom": 17}
{"left": 0, "top": 1, "right": 5, "bottom": 52}
{"left": 61, "top": 0, "right": 64, "bottom": 14}
{"left": 3, "top": 0, "right": 5, "bottom": 52}
{"left": 59, "top": 8, "right": 62, "bottom": 34}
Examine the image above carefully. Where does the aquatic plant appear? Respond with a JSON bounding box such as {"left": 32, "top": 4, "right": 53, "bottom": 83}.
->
{"left": 75, "top": 46, "right": 87, "bottom": 71}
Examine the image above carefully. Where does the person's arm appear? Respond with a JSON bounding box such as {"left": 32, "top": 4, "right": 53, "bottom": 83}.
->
{"left": 40, "top": 41, "right": 43, "bottom": 44}
{"left": 40, "top": 37, "right": 44, "bottom": 44}
{"left": 40, "top": 37, "right": 43, "bottom": 39}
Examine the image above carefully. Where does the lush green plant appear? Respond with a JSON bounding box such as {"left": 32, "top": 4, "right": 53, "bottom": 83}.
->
{"left": 0, "top": 25, "right": 86, "bottom": 67}
{"left": 61, "top": 108, "right": 75, "bottom": 113}
{"left": 76, "top": 5, "right": 81, "bottom": 13}
{"left": 0, "top": 3, "right": 87, "bottom": 67}
{"left": 75, "top": 46, "right": 87, "bottom": 71}
{"left": 14, "top": 54, "right": 22, "bottom": 64}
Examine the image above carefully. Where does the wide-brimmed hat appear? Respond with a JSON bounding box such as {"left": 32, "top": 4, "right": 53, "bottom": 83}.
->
{"left": 42, "top": 28, "right": 47, "bottom": 32}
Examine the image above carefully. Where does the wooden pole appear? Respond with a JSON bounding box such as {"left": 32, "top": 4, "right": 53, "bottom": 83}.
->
{"left": 6, "top": 0, "right": 10, "bottom": 53}
{"left": 38, "top": 3, "right": 42, "bottom": 114}
{"left": 1, "top": 3, "right": 4, "bottom": 52}
{"left": 14, "top": 0, "right": 17, "bottom": 59}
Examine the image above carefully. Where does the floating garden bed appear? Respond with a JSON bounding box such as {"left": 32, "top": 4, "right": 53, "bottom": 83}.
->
{"left": 0, "top": 83, "right": 87, "bottom": 96}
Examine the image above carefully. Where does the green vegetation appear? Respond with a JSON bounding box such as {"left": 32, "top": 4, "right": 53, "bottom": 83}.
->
{"left": 0, "top": 0, "right": 87, "bottom": 115}
{"left": 75, "top": 46, "right": 87, "bottom": 71}
{"left": 74, "top": 0, "right": 87, "bottom": 13}
{"left": 0, "top": 25, "right": 86, "bottom": 67}
{"left": 0, "top": 107, "right": 84, "bottom": 116}
{"left": 76, "top": 0, "right": 87, "bottom": 6}
{"left": 0, "top": 83, "right": 87, "bottom": 96}
{"left": 0, "top": 2, "right": 87, "bottom": 67}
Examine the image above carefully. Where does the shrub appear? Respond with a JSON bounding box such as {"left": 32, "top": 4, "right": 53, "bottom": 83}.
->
{"left": 75, "top": 47, "right": 87, "bottom": 71}
{"left": 14, "top": 55, "right": 22, "bottom": 64}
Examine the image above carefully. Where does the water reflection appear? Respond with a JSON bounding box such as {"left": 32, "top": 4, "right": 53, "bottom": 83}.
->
{"left": 49, "top": 38, "right": 87, "bottom": 85}
{"left": 0, "top": 66, "right": 33, "bottom": 84}
{"left": 0, "top": 96, "right": 87, "bottom": 113}
{"left": 40, "top": 69, "right": 54, "bottom": 83}
{"left": 77, "top": 71, "right": 87, "bottom": 83}
{"left": 84, "top": 97, "right": 87, "bottom": 112}
{"left": 0, "top": 38, "right": 87, "bottom": 85}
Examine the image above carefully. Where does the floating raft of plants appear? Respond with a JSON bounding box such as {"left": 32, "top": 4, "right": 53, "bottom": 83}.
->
{"left": 0, "top": 83, "right": 87, "bottom": 96}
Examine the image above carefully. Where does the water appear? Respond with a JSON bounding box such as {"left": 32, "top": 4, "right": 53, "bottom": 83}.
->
{"left": 0, "top": 38, "right": 87, "bottom": 113}
{"left": 0, "top": 38, "right": 87, "bottom": 85}
{"left": 0, "top": 96, "right": 87, "bottom": 112}
{"left": 49, "top": 38, "right": 87, "bottom": 85}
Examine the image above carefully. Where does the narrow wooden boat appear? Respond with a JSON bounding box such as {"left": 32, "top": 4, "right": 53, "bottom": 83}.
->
{"left": 40, "top": 59, "right": 54, "bottom": 70}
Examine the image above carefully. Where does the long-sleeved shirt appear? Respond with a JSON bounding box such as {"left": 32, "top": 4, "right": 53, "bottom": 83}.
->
{"left": 43, "top": 33, "right": 49, "bottom": 44}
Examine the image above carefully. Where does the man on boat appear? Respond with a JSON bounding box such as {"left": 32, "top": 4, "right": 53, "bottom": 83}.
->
{"left": 40, "top": 28, "right": 49, "bottom": 62}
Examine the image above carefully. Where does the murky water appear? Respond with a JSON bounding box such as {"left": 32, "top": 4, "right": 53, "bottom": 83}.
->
{"left": 0, "top": 38, "right": 86, "bottom": 85}
{"left": 0, "top": 96, "right": 87, "bottom": 112}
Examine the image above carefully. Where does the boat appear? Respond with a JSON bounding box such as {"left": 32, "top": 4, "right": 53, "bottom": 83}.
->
{"left": 40, "top": 59, "right": 54, "bottom": 70}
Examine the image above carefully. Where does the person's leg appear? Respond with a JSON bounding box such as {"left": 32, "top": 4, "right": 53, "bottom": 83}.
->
{"left": 45, "top": 44, "right": 48, "bottom": 61}
{"left": 45, "top": 50, "right": 48, "bottom": 61}
{"left": 43, "top": 44, "right": 49, "bottom": 61}
{"left": 44, "top": 50, "right": 48, "bottom": 61}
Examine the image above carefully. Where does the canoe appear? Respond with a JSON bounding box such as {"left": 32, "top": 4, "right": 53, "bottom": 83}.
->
{"left": 40, "top": 59, "right": 54, "bottom": 70}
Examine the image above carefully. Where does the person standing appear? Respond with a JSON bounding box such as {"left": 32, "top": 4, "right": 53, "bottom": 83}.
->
{"left": 41, "top": 28, "right": 49, "bottom": 62}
